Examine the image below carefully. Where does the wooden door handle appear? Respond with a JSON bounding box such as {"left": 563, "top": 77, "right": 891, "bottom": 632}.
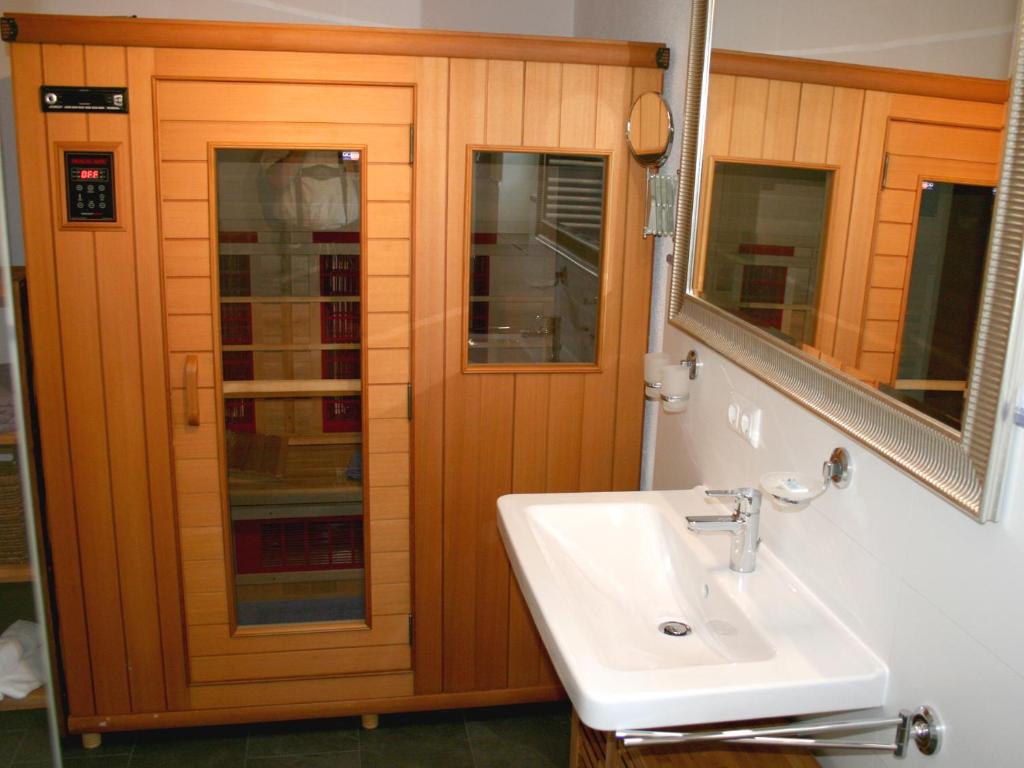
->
{"left": 184, "top": 355, "right": 200, "bottom": 427}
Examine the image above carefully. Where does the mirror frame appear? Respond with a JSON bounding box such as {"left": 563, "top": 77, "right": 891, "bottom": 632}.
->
{"left": 669, "top": 0, "right": 1024, "bottom": 521}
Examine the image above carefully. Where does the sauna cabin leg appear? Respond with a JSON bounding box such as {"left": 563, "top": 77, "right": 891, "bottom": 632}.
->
{"left": 361, "top": 714, "right": 379, "bottom": 730}
{"left": 81, "top": 733, "right": 102, "bottom": 750}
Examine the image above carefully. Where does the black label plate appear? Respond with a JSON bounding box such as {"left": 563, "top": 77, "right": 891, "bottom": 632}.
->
{"left": 41, "top": 86, "right": 128, "bottom": 113}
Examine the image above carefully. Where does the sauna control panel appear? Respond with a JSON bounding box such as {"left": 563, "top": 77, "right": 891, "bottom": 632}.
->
{"left": 64, "top": 151, "right": 116, "bottom": 222}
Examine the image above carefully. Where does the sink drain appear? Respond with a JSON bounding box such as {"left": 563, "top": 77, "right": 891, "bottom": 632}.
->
{"left": 658, "top": 621, "right": 692, "bottom": 637}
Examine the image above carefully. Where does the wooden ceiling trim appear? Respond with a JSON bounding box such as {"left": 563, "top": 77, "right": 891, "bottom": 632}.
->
{"left": 2, "top": 13, "right": 668, "bottom": 70}
{"left": 712, "top": 49, "right": 1009, "bottom": 104}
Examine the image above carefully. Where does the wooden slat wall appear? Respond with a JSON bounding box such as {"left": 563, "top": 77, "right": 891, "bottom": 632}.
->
{"left": 442, "top": 60, "right": 658, "bottom": 692}
{"left": 10, "top": 42, "right": 96, "bottom": 717}
{"left": 45, "top": 47, "right": 134, "bottom": 715}
{"left": 155, "top": 74, "right": 414, "bottom": 689}
{"left": 442, "top": 57, "right": 498, "bottom": 693}
{"left": 12, "top": 43, "right": 172, "bottom": 715}
{"left": 84, "top": 44, "right": 167, "bottom": 714}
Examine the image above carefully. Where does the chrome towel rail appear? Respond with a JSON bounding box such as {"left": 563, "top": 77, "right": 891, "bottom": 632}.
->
{"left": 616, "top": 705, "right": 942, "bottom": 758}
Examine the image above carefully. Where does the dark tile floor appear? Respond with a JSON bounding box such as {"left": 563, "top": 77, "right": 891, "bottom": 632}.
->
{"left": 0, "top": 702, "right": 571, "bottom": 768}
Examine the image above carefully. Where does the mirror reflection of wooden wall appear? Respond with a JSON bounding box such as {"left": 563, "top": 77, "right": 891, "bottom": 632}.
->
{"left": 696, "top": 51, "right": 1007, "bottom": 393}
{"left": 629, "top": 92, "right": 671, "bottom": 157}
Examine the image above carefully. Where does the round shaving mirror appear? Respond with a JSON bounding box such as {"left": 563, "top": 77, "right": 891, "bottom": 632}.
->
{"left": 625, "top": 91, "right": 674, "bottom": 167}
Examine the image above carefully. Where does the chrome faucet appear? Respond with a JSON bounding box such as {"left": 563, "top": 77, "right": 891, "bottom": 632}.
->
{"left": 686, "top": 488, "right": 762, "bottom": 573}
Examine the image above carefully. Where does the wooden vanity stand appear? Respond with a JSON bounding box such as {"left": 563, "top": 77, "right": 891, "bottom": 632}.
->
{"left": 571, "top": 712, "right": 820, "bottom": 768}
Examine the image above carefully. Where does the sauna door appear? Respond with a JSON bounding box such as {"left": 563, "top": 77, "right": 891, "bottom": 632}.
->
{"left": 858, "top": 119, "right": 1002, "bottom": 390}
{"left": 158, "top": 80, "right": 412, "bottom": 689}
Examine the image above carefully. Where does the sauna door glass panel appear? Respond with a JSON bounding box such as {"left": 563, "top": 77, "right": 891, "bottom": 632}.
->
{"left": 468, "top": 151, "right": 607, "bottom": 365}
{"left": 701, "top": 162, "right": 833, "bottom": 347}
{"left": 215, "top": 149, "right": 365, "bottom": 627}
{"left": 894, "top": 180, "right": 995, "bottom": 431}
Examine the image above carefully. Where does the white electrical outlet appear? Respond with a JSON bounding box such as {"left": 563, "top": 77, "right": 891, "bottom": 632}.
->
{"left": 727, "top": 392, "right": 762, "bottom": 448}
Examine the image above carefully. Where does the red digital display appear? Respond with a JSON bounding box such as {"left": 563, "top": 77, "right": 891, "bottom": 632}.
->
{"left": 69, "top": 166, "right": 110, "bottom": 183}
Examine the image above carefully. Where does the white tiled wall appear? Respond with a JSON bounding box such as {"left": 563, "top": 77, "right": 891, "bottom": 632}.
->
{"left": 655, "top": 328, "right": 1024, "bottom": 768}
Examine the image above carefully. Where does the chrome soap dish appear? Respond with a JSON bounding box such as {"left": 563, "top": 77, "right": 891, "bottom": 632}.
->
{"left": 761, "top": 447, "right": 852, "bottom": 507}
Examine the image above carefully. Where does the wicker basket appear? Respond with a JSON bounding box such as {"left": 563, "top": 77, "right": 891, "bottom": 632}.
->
{"left": 0, "top": 457, "right": 27, "bottom": 565}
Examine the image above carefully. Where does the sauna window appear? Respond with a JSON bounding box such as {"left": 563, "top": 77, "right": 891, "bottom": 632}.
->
{"left": 892, "top": 180, "right": 995, "bottom": 431}
{"left": 215, "top": 148, "right": 365, "bottom": 628}
{"left": 701, "top": 162, "right": 833, "bottom": 347}
{"left": 468, "top": 151, "right": 607, "bottom": 365}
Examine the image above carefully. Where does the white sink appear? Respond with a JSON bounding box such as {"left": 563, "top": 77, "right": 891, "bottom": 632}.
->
{"left": 497, "top": 488, "right": 887, "bottom": 731}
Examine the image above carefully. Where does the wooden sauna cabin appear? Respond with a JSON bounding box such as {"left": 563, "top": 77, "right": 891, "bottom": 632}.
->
{"left": 1, "top": 13, "right": 664, "bottom": 735}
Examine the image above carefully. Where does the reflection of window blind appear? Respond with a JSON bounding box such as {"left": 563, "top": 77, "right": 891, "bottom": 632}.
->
{"left": 541, "top": 156, "right": 605, "bottom": 254}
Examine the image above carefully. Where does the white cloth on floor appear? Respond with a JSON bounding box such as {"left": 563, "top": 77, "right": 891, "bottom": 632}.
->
{"left": 0, "top": 619, "right": 44, "bottom": 700}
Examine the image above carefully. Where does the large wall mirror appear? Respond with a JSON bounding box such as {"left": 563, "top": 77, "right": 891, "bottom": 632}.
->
{"left": 670, "top": 0, "right": 1024, "bottom": 521}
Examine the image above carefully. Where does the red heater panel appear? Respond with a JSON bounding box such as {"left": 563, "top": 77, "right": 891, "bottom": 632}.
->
{"left": 234, "top": 516, "right": 364, "bottom": 574}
